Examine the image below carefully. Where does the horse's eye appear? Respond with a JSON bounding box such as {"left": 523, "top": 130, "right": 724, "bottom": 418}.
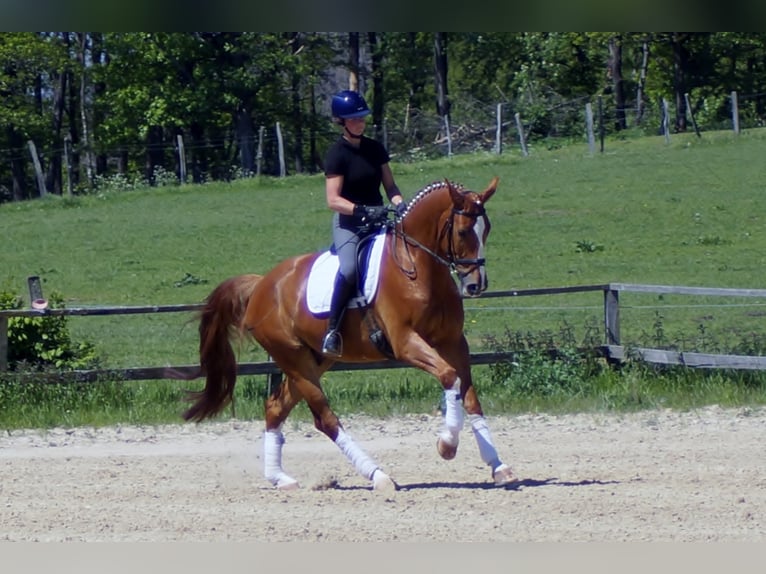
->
{"left": 458, "top": 228, "right": 469, "bottom": 238}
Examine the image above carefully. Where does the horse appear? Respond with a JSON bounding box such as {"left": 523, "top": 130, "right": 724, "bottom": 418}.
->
{"left": 183, "top": 177, "right": 517, "bottom": 490}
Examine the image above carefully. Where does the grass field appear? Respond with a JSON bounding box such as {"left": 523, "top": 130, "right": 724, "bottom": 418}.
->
{"left": 3, "top": 128, "right": 766, "bottom": 427}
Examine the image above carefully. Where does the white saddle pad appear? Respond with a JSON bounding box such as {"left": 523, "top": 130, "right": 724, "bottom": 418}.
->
{"left": 306, "top": 232, "right": 386, "bottom": 314}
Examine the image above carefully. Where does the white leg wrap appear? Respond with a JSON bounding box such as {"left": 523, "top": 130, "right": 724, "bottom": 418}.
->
{"left": 263, "top": 427, "right": 298, "bottom": 488}
{"left": 469, "top": 414, "right": 502, "bottom": 471}
{"left": 335, "top": 428, "right": 379, "bottom": 480}
{"left": 439, "top": 378, "right": 465, "bottom": 447}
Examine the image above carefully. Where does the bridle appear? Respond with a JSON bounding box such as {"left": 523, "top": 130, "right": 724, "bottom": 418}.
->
{"left": 390, "top": 205, "right": 488, "bottom": 279}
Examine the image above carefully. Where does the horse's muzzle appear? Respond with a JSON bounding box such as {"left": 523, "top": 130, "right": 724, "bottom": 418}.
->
{"left": 460, "top": 272, "right": 488, "bottom": 297}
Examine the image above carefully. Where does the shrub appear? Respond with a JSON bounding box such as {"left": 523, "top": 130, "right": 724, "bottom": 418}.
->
{"left": 483, "top": 320, "right": 606, "bottom": 397}
{"left": 0, "top": 288, "right": 99, "bottom": 371}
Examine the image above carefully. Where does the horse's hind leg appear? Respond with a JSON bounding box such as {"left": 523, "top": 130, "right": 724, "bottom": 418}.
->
{"left": 262, "top": 374, "right": 302, "bottom": 490}
{"left": 301, "top": 380, "right": 396, "bottom": 491}
{"left": 265, "top": 352, "right": 395, "bottom": 491}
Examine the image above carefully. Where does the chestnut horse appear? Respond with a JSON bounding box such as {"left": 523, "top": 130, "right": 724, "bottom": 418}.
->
{"left": 183, "top": 177, "right": 516, "bottom": 490}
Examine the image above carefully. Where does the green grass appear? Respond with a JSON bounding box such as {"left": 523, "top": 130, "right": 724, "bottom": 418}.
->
{"left": 4, "top": 128, "right": 766, "bottom": 428}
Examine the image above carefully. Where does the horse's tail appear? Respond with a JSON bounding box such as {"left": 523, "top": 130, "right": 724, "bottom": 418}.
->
{"left": 183, "top": 273, "right": 263, "bottom": 422}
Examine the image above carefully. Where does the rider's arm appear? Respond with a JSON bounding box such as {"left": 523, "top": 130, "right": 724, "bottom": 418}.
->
{"left": 325, "top": 174, "right": 356, "bottom": 215}
{"left": 381, "top": 164, "right": 404, "bottom": 206}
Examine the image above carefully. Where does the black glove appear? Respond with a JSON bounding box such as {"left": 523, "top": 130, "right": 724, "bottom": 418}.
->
{"left": 353, "top": 204, "right": 387, "bottom": 223}
{"left": 395, "top": 200, "right": 408, "bottom": 218}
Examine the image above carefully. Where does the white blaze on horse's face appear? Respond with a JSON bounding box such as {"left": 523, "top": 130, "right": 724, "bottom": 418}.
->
{"left": 473, "top": 213, "right": 488, "bottom": 293}
{"left": 457, "top": 202, "right": 490, "bottom": 298}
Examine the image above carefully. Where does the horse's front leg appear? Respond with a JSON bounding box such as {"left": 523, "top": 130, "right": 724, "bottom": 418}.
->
{"left": 396, "top": 333, "right": 517, "bottom": 486}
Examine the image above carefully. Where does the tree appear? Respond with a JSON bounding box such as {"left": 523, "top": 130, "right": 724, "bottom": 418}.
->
{"left": 0, "top": 33, "right": 67, "bottom": 201}
{"left": 607, "top": 34, "right": 627, "bottom": 130}
{"left": 433, "top": 32, "right": 450, "bottom": 121}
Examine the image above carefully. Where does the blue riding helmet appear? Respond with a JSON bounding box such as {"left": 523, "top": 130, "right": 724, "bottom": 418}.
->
{"left": 331, "top": 90, "right": 371, "bottom": 119}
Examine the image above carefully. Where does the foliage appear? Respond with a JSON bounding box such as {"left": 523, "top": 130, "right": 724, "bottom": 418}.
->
{"left": 0, "top": 287, "right": 99, "bottom": 371}
{"left": 6, "top": 33, "right": 766, "bottom": 203}
{"left": 482, "top": 320, "right": 605, "bottom": 398}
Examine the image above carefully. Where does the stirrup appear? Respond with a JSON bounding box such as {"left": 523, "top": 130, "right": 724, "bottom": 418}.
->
{"left": 322, "top": 330, "right": 343, "bottom": 357}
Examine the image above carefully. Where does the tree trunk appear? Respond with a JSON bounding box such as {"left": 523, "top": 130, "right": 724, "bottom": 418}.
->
{"left": 289, "top": 32, "right": 303, "bottom": 174}
{"left": 8, "top": 125, "right": 28, "bottom": 201}
{"left": 405, "top": 33, "right": 426, "bottom": 142}
{"left": 236, "top": 106, "right": 255, "bottom": 174}
{"left": 145, "top": 125, "right": 164, "bottom": 184}
{"left": 78, "top": 32, "right": 95, "bottom": 187}
{"left": 635, "top": 37, "right": 650, "bottom": 126}
{"left": 433, "top": 32, "right": 450, "bottom": 120}
{"left": 91, "top": 33, "right": 108, "bottom": 176}
{"left": 368, "top": 32, "right": 384, "bottom": 142}
{"left": 190, "top": 122, "right": 206, "bottom": 183}
{"left": 46, "top": 62, "right": 67, "bottom": 195}
{"left": 607, "top": 35, "right": 627, "bottom": 131}
{"left": 309, "top": 81, "right": 319, "bottom": 172}
{"left": 672, "top": 33, "right": 688, "bottom": 132}
{"left": 348, "top": 32, "right": 360, "bottom": 91}
{"left": 66, "top": 50, "right": 81, "bottom": 189}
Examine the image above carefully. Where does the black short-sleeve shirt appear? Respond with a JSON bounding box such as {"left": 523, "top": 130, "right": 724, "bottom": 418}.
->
{"left": 324, "top": 136, "right": 390, "bottom": 206}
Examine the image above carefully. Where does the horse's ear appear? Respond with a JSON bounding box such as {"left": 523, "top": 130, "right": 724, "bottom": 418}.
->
{"left": 445, "top": 178, "right": 464, "bottom": 205}
{"left": 480, "top": 176, "right": 499, "bottom": 203}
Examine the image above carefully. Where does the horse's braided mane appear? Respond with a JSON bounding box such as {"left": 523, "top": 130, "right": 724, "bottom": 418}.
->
{"left": 401, "top": 180, "right": 465, "bottom": 220}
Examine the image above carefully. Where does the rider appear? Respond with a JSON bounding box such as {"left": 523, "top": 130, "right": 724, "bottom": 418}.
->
{"left": 322, "top": 89, "right": 407, "bottom": 358}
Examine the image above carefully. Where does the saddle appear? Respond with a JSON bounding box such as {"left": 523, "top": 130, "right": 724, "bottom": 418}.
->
{"left": 306, "top": 230, "right": 386, "bottom": 315}
{"left": 305, "top": 230, "right": 394, "bottom": 358}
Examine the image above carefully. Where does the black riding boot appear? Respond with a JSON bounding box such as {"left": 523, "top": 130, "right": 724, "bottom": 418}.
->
{"left": 322, "top": 274, "right": 355, "bottom": 358}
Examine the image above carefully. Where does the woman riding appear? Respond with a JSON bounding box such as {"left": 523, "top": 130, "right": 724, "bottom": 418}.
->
{"left": 322, "top": 89, "right": 407, "bottom": 357}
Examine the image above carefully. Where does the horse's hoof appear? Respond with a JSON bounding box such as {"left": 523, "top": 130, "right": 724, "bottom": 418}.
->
{"left": 436, "top": 437, "right": 458, "bottom": 460}
{"left": 372, "top": 470, "right": 397, "bottom": 492}
{"left": 274, "top": 476, "right": 300, "bottom": 490}
{"left": 492, "top": 463, "right": 518, "bottom": 487}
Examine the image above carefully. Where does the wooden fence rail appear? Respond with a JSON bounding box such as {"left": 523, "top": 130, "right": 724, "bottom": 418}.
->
{"left": 3, "top": 282, "right": 766, "bottom": 379}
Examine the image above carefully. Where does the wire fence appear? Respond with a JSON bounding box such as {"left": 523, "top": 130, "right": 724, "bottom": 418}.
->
{"left": 3, "top": 89, "right": 766, "bottom": 201}
{"left": 4, "top": 282, "right": 766, "bottom": 380}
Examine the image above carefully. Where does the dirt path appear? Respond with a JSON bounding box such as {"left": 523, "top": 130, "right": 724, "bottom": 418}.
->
{"left": 1, "top": 405, "right": 764, "bottom": 541}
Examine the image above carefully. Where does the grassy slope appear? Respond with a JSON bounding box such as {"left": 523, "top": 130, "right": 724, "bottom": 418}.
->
{"left": 3, "top": 129, "right": 766, "bottom": 426}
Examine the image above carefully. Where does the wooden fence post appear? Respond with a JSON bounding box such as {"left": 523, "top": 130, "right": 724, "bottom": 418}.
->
{"left": 662, "top": 98, "right": 671, "bottom": 143}
{"left": 598, "top": 96, "right": 605, "bottom": 152}
{"left": 495, "top": 103, "right": 503, "bottom": 155}
{"left": 684, "top": 93, "right": 701, "bottom": 138}
{"left": 604, "top": 288, "right": 620, "bottom": 345}
{"left": 275, "top": 122, "right": 286, "bottom": 177}
{"left": 64, "top": 136, "right": 74, "bottom": 196}
{"left": 177, "top": 135, "right": 187, "bottom": 183}
{"left": 585, "top": 102, "right": 596, "bottom": 154}
{"left": 0, "top": 316, "right": 8, "bottom": 372}
{"left": 443, "top": 115, "right": 453, "bottom": 157}
{"left": 514, "top": 112, "right": 528, "bottom": 157}
{"left": 27, "top": 140, "right": 47, "bottom": 197}
{"left": 731, "top": 90, "right": 740, "bottom": 134}
{"left": 256, "top": 126, "right": 265, "bottom": 176}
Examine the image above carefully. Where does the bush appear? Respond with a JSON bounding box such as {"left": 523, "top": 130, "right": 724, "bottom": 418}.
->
{"left": 0, "top": 288, "right": 99, "bottom": 371}
{"left": 483, "top": 320, "right": 606, "bottom": 398}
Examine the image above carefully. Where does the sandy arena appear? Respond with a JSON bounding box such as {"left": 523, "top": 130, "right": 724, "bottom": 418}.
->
{"left": 1, "top": 405, "right": 764, "bottom": 542}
